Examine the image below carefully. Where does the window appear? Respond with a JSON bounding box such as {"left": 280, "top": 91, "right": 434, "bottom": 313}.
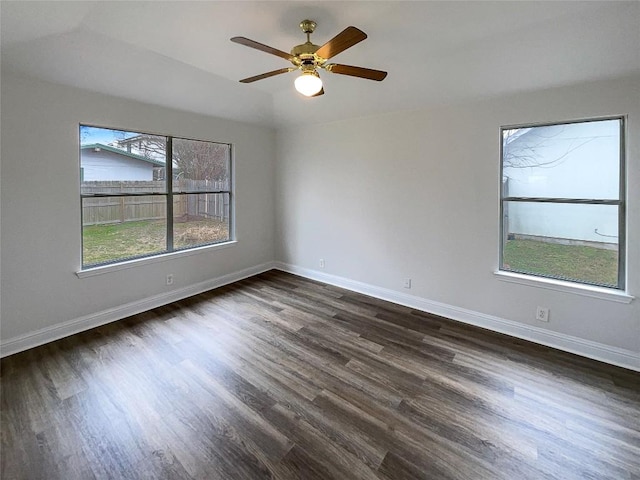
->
{"left": 80, "top": 125, "right": 232, "bottom": 268}
{"left": 500, "top": 117, "right": 625, "bottom": 289}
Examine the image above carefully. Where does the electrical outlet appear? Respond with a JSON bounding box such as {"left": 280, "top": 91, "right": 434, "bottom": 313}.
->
{"left": 404, "top": 278, "right": 412, "bottom": 289}
{"left": 536, "top": 306, "right": 549, "bottom": 322}
{"left": 166, "top": 274, "right": 174, "bottom": 286}
{"left": 319, "top": 259, "right": 325, "bottom": 269}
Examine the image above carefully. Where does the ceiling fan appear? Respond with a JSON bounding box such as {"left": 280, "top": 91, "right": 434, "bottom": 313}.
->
{"left": 231, "top": 19, "right": 387, "bottom": 97}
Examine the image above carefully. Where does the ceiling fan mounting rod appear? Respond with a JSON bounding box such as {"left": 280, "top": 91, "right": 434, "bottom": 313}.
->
{"left": 300, "top": 19, "right": 317, "bottom": 44}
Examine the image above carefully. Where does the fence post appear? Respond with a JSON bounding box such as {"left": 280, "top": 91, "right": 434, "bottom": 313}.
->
{"left": 120, "top": 196, "right": 125, "bottom": 223}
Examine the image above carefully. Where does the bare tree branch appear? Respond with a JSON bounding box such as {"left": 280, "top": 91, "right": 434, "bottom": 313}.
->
{"left": 115, "top": 135, "right": 229, "bottom": 182}
{"left": 503, "top": 127, "right": 602, "bottom": 170}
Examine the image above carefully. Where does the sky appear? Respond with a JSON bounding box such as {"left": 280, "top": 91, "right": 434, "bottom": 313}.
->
{"left": 80, "top": 125, "right": 138, "bottom": 146}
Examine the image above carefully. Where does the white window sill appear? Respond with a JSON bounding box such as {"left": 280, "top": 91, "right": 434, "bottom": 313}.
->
{"left": 76, "top": 241, "right": 237, "bottom": 278}
{"left": 493, "top": 270, "right": 634, "bottom": 304}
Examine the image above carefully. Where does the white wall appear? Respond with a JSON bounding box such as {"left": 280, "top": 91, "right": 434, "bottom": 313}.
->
{"left": 2, "top": 71, "right": 638, "bottom": 369}
{"left": 276, "top": 75, "right": 639, "bottom": 357}
{"left": 1, "top": 73, "right": 276, "bottom": 343}
{"left": 82, "top": 149, "right": 154, "bottom": 181}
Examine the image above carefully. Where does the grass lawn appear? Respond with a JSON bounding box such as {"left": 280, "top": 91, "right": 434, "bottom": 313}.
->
{"left": 85, "top": 223, "right": 617, "bottom": 287}
{"left": 83, "top": 219, "right": 229, "bottom": 266}
{"left": 503, "top": 239, "right": 618, "bottom": 287}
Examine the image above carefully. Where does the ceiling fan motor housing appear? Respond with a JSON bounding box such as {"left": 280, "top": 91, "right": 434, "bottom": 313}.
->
{"left": 291, "top": 43, "right": 321, "bottom": 59}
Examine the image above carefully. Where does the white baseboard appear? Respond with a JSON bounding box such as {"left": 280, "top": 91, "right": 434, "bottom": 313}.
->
{"left": 0, "top": 262, "right": 276, "bottom": 358}
{"left": 274, "top": 262, "right": 640, "bottom": 372}
{"left": 4, "top": 260, "right": 638, "bottom": 372}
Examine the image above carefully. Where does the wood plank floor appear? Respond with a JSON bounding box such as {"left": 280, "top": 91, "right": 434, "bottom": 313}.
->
{"left": 2, "top": 270, "right": 639, "bottom": 480}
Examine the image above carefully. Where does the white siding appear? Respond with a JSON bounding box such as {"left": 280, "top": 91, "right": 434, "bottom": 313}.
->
{"left": 81, "top": 149, "right": 154, "bottom": 181}
{"left": 504, "top": 120, "right": 620, "bottom": 243}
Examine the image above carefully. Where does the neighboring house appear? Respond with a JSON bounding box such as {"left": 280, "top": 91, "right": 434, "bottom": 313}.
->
{"left": 80, "top": 143, "right": 165, "bottom": 181}
{"left": 114, "top": 134, "right": 166, "bottom": 162}
{"left": 503, "top": 120, "right": 620, "bottom": 246}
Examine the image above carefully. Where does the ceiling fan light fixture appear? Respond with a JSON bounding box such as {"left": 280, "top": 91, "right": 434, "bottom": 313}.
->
{"left": 294, "top": 71, "right": 323, "bottom": 97}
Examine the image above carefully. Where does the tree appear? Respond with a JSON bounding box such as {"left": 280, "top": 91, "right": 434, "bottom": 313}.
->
{"left": 172, "top": 138, "right": 229, "bottom": 183}
{"left": 502, "top": 126, "right": 595, "bottom": 170}
{"left": 115, "top": 134, "right": 229, "bottom": 183}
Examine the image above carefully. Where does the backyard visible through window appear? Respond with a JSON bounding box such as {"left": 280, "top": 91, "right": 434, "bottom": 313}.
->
{"left": 500, "top": 118, "right": 624, "bottom": 289}
{"left": 80, "top": 126, "right": 231, "bottom": 268}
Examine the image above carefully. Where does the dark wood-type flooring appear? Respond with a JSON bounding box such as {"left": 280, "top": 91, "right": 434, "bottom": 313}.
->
{"left": 2, "top": 270, "right": 639, "bottom": 479}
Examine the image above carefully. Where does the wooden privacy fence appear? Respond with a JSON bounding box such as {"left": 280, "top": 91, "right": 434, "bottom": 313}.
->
{"left": 81, "top": 180, "right": 229, "bottom": 226}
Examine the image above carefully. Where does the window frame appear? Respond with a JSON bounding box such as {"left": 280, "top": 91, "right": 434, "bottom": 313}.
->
{"left": 498, "top": 116, "right": 626, "bottom": 291}
{"left": 79, "top": 125, "right": 233, "bottom": 270}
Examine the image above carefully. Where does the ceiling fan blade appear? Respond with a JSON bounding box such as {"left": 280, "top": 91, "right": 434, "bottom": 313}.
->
{"left": 315, "top": 26, "right": 367, "bottom": 60}
{"left": 311, "top": 88, "right": 325, "bottom": 97}
{"left": 239, "top": 68, "right": 293, "bottom": 83}
{"left": 230, "top": 37, "right": 291, "bottom": 61}
{"left": 326, "top": 64, "right": 387, "bottom": 81}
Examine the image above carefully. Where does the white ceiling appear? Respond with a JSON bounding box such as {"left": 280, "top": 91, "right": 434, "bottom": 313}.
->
{"left": 2, "top": 1, "right": 639, "bottom": 128}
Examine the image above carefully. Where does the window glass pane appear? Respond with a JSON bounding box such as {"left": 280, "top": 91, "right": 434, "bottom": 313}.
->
{"left": 80, "top": 126, "right": 166, "bottom": 195}
{"left": 502, "top": 201, "right": 619, "bottom": 287}
{"left": 502, "top": 119, "right": 620, "bottom": 200}
{"left": 80, "top": 126, "right": 233, "bottom": 270}
{"left": 173, "top": 193, "right": 230, "bottom": 249}
{"left": 82, "top": 196, "right": 167, "bottom": 266}
{"left": 172, "top": 138, "right": 230, "bottom": 192}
